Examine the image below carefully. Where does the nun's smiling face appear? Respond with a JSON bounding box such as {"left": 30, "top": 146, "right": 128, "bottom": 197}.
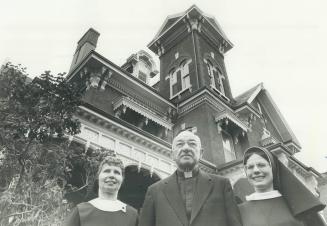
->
{"left": 245, "top": 153, "right": 274, "bottom": 193}
{"left": 98, "top": 164, "right": 123, "bottom": 194}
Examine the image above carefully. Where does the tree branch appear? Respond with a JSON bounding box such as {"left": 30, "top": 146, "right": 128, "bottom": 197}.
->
{"left": 15, "top": 138, "right": 34, "bottom": 190}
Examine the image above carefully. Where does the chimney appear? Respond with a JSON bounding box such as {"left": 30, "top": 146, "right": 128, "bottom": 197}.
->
{"left": 69, "top": 28, "right": 100, "bottom": 72}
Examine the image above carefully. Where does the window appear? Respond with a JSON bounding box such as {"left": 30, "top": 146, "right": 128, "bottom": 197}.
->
{"left": 169, "top": 59, "right": 192, "bottom": 98}
{"left": 206, "top": 60, "right": 225, "bottom": 95}
{"left": 222, "top": 131, "right": 236, "bottom": 162}
{"left": 181, "top": 61, "right": 191, "bottom": 89}
{"left": 170, "top": 68, "right": 181, "bottom": 97}
{"left": 138, "top": 71, "right": 147, "bottom": 83}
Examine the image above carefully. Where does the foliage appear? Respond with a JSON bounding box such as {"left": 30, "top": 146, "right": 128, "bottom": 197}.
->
{"left": 0, "top": 176, "right": 71, "bottom": 225}
{"left": 0, "top": 62, "right": 97, "bottom": 225}
{"left": 64, "top": 145, "right": 116, "bottom": 203}
{"left": 0, "top": 62, "right": 83, "bottom": 190}
{"left": 0, "top": 139, "right": 113, "bottom": 225}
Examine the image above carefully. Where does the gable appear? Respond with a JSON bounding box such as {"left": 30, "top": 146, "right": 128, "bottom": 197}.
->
{"left": 255, "top": 90, "right": 301, "bottom": 149}
{"left": 234, "top": 83, "right": 301, "bottom": 150}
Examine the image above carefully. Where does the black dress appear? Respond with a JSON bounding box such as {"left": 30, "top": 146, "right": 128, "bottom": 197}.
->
{"left": 64, "top": 202, "right": 138, "bottom": 226}
{"left": 239, "top": 196, "right": 305, "bottom": 226}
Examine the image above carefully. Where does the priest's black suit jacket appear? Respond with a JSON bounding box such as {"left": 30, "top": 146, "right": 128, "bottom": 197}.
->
{"left": 139, "top": 170, "right": 242, "bottom": 226}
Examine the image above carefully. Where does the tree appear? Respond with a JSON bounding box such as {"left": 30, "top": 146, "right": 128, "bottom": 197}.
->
{"left": 0, "top": 62, "right": 82, "bottom": 189}
{"left": 0, "top": 62, "right": 85, "bottom": 225}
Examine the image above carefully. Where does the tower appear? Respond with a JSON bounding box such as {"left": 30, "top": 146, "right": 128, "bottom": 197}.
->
{"left": 148, "top": 5, "right": 240, "bottom": 166}
{"left": 148, "top": 5, "right": 233, "bottom": 104}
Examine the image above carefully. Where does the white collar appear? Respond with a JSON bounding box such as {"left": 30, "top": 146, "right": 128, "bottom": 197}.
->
{"left": 246, "top": 190, "right": 282, "bottom": 201}
{"left": 88, "top": 198, "right": 127, "bottom": 212}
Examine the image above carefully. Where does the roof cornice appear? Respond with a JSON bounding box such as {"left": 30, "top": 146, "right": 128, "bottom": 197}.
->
{"left": 148, "top": 5, "right": 233, "bottom": 52}
{"left": 67, "top": 50, "right": 176, "bottom": 109}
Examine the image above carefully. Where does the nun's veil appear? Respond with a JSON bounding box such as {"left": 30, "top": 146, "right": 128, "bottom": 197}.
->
{"left": 243, "top": 146, "right": 325, "bottom": 217}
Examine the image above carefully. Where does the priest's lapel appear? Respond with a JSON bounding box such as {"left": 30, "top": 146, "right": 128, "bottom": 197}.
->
{"left": 163, "top": 173, "right": 188, "bottom": 226}
{"left": 190, "top": 172, "right": 213, "bottom": 224}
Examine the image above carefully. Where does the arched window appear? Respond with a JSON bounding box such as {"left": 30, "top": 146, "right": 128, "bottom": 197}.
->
{"left": 169, "top": 59, "right": 192, "bottom": 98}
{"left": 180, "top": 60, "right": 191, "bottom": 90}
{"left": 205, "top": 59, "right": 225, "bottom": 95}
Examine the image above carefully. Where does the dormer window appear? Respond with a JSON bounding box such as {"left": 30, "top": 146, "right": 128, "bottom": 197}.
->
{"left": 169, "top": 59, "right": 192, "bottom": 98}
{"left": 122, "top": 50, "right": 159, "bottom": 85}
{"left": 138, "top": 71, "right": 147, "bottom": 83}
{"left": 206, "top": 60, "right": 225, "bottom": 95}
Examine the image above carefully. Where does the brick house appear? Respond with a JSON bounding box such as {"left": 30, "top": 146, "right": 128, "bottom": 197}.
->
{"left": 66, "top": 5, "right": 321, "bottom": 209}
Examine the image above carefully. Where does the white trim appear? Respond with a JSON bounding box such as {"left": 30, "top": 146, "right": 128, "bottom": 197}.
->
{"left": 215, "top": 112, "right": 249, "bottom": 132}
{"left": 246, "top": 191, "right": 282, "bottom": 201}
{"left": 78, "top": 106, "right": 172, "bottom": 150}
{"left": 76, "top": 121, "right": 174, "bottom": 176}
{"left": 112, "top": 96, "right": 173, "bottom": 130}
{"left": 88, "top": 199, "right": 127, "bottom": 212}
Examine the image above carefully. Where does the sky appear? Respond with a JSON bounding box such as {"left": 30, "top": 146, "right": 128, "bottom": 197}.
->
{"left": 1, "top": 0, "right": 326, "bottom": 172}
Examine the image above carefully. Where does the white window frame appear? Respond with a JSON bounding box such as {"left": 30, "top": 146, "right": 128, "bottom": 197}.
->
{"left": 222, "top": 130, "right": 236, "bottom": 162}
{"left": 205, "top": 59, "right": 226, "bottom": 96}
{"left": 169, "top": 59, "right": 192, "bottom": 99}
{"left": 138, "top": 70, "right": 148, "bottom": 83}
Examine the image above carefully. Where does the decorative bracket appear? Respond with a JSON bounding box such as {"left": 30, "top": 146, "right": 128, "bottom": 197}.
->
{"left": 183, "top": 15, "right": 204, "bottom": 33}
{"left": 155, "top": 41, "right": 165, "bottom": 57}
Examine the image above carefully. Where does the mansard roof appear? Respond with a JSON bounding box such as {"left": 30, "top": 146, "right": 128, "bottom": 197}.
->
{"left": 148, "top": 4, "right": 233, "bottom": 50}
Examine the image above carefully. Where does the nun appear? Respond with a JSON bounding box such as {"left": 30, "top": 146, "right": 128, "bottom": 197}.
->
{"left": 64, "top": 154, "right": 138, "bottom": 226}
{"left": 239, "top": 146, "right": 326, "bottom": 226}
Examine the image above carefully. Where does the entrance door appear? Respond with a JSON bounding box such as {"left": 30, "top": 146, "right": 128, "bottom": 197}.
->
{"left": 119, "top": 165, "right": 160, "bottom": 211}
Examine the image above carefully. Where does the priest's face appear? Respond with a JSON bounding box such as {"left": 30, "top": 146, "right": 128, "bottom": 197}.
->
{"left": 98, "top": 164, "right": 123, "bottom": 194}
{"left": 245, "top": 154, "right": 273, "bottom": 193}
{"left": 172, "top": 131, "right": 202, "bottom": 171}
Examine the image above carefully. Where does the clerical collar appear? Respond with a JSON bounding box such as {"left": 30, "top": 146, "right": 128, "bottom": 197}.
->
{"left": 246, "top": 190, "right": 282, "bottom": 201}
{"left": 88, "top": 198, "right": 127, "bottom": 212}
{"left": 176, "top": 167, "right": 199, "bottom": 179}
